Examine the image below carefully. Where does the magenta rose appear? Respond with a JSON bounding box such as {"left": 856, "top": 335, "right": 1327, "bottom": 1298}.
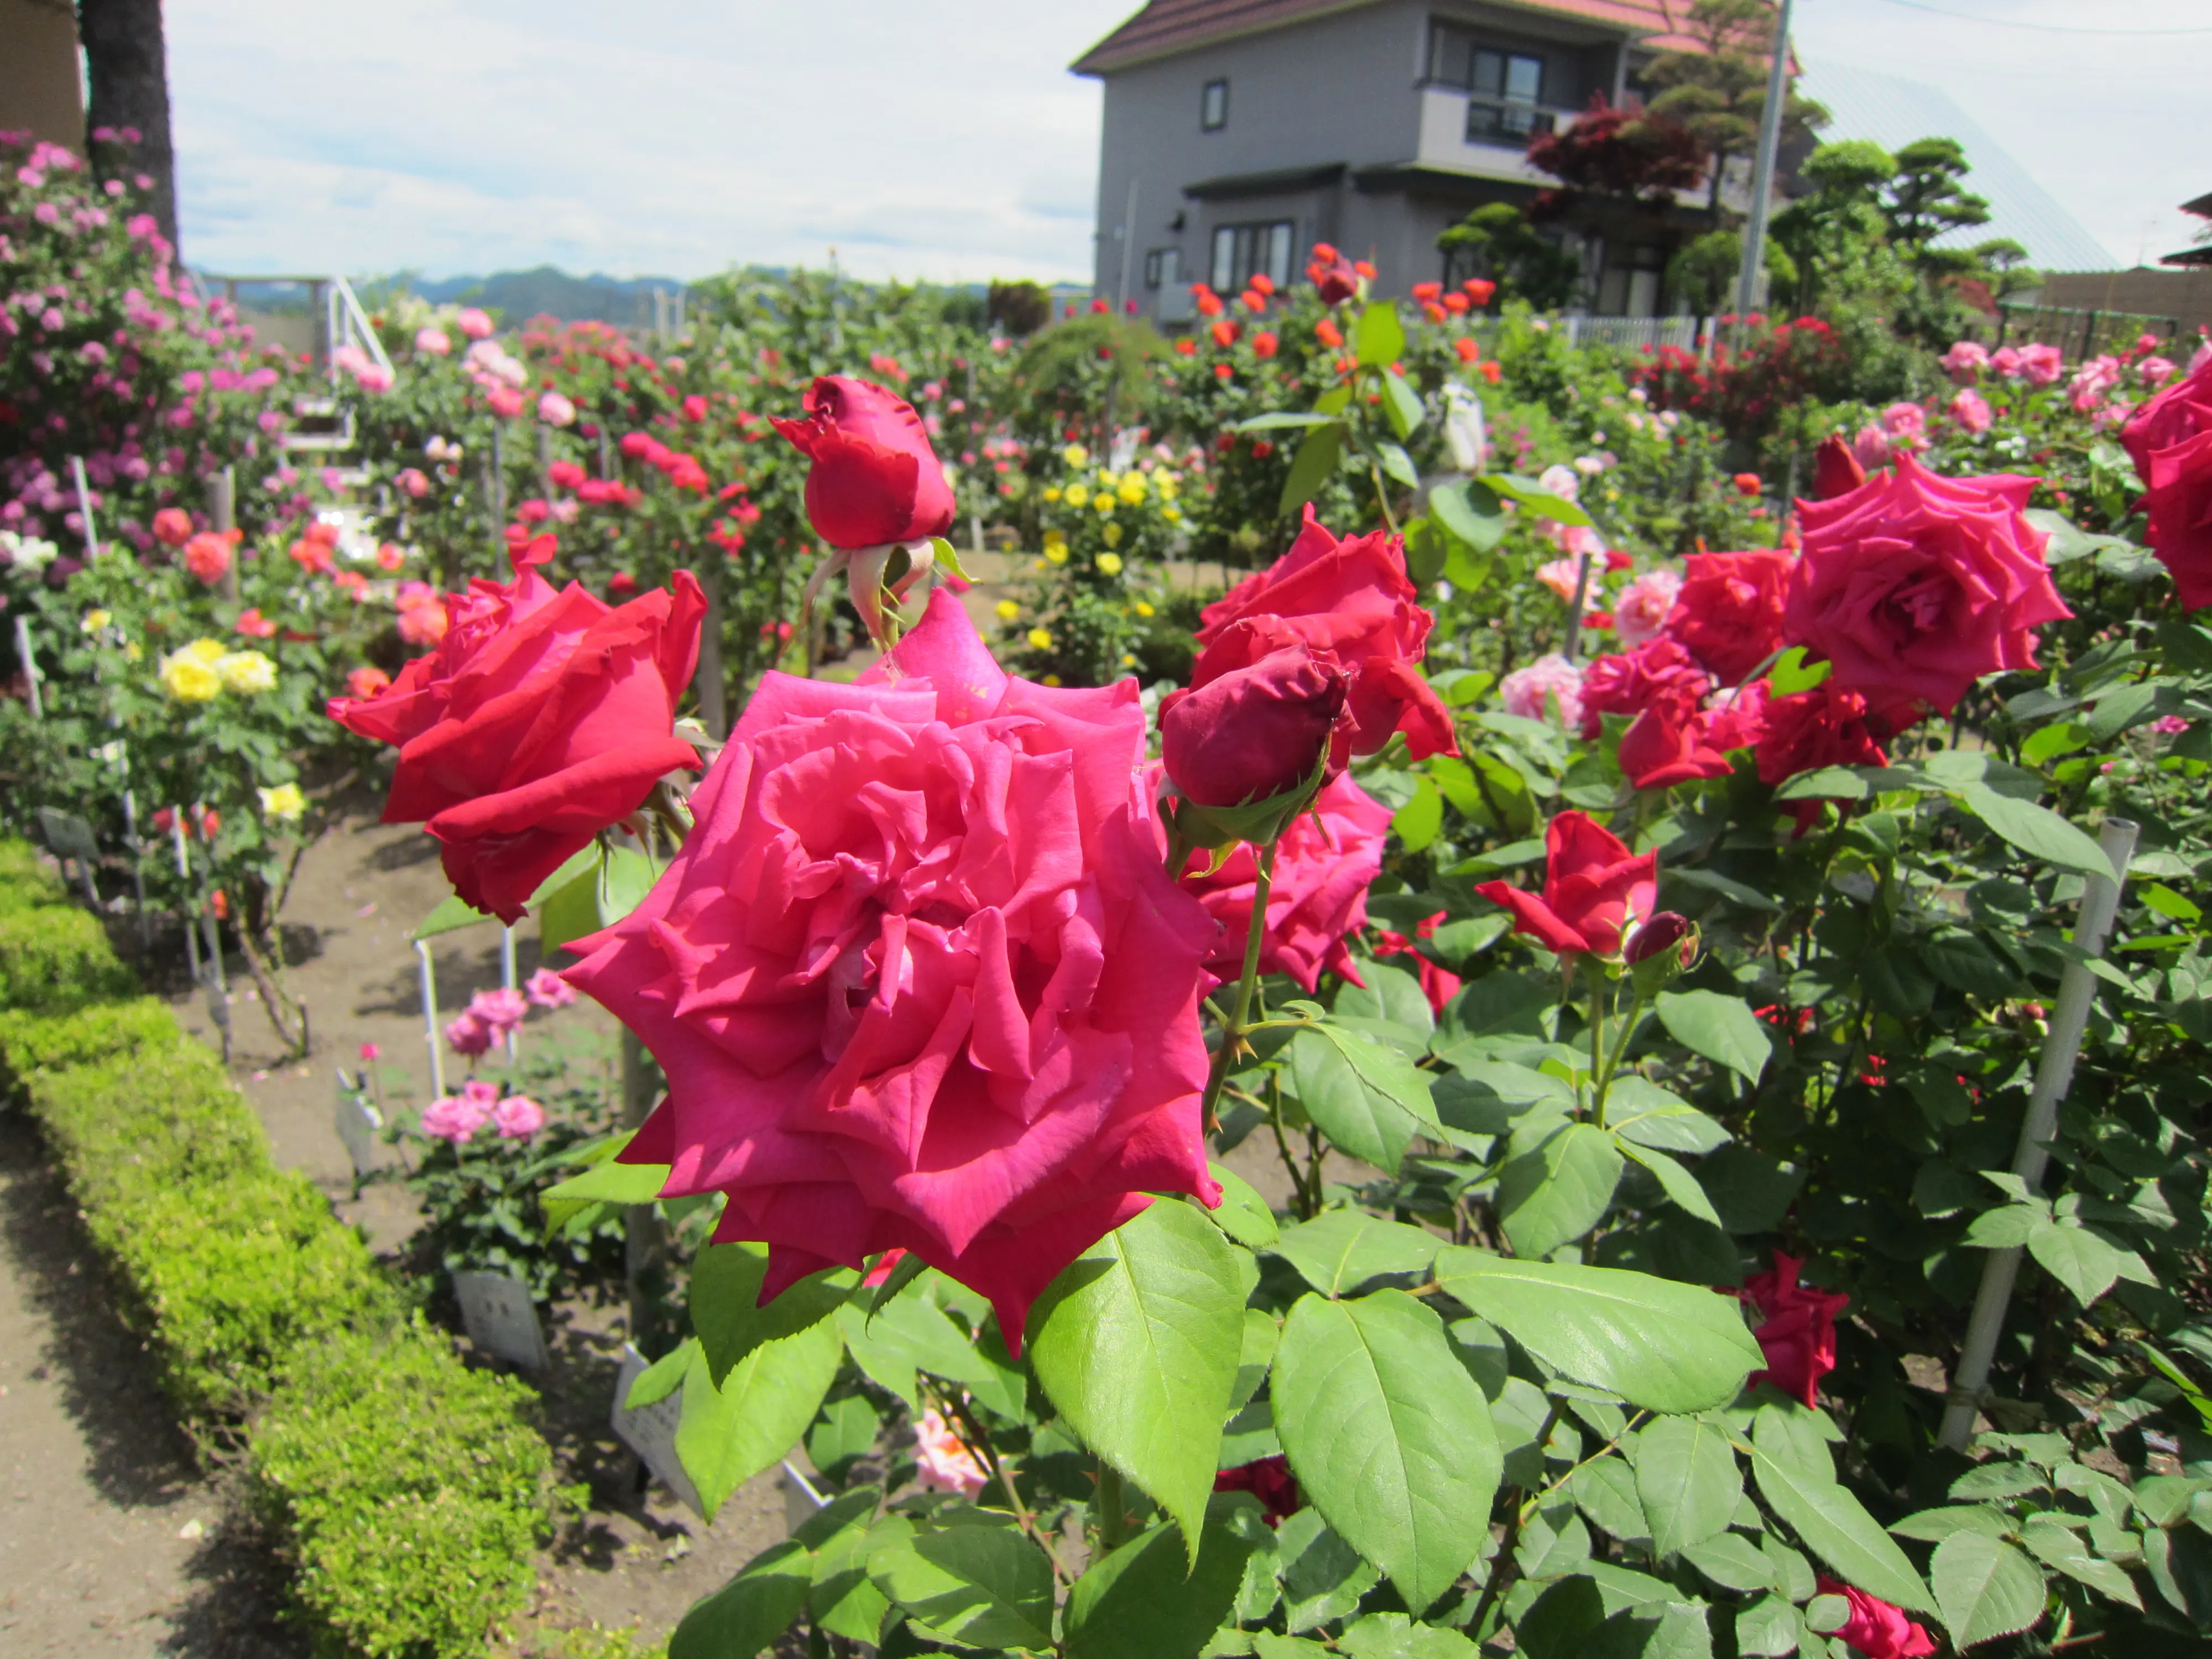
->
{"left": 1785, "top": 455, "right": 2070, "bottom": 719}
{"left": 1178, "top": 771, "right": 1390, "bottom": 992}
{"left": 565, "top": 588, "right": 1219, "bottom": 1342}
{"left": 770, "top": 374, "right": 956, "bottom": 549}
{"left": 2143, "top": 429, "right": 2212, "bottom": 609}
{"left": 2121, "top": 352, "right": 2212, "bottom": 479}
{"left": 1160, "top": 643, "right": 1350, "bottom": 807}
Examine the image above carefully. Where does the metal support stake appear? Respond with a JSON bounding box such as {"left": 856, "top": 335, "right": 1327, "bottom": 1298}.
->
{"left": 123, "top": 789, "right": 149, "bottom": 946}
{"left": 12, "top": 615, "right": 39, "bottom": 720}
{"left": 622, "top": 1031, "right": 668, "bottom": 1353}
{"left": 70, "top": 455, "right": 101, "bottom": 557}
{"left": 416, "top": 938, "right": 446, "bottom": 1099}
{"left": 501, "top": 925, "right": 520, "bottom": 1063}
{"left": 208, "top": 467, "right": 239, "bottom": 603}
{"left": 1939, "top": 818, "right": 2139, "bottom": 1451}
{"left": 1731, "top": 0, "right": 1796, "bottom": 338}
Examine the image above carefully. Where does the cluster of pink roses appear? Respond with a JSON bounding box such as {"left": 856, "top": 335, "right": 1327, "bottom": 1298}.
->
{"left": 421, "top": 1077, "right": 546, "bottom": 1144}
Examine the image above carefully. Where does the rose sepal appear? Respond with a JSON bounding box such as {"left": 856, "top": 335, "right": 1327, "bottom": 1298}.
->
{"left": 1165, "top": 742, "right": 1332, "bottom": 853}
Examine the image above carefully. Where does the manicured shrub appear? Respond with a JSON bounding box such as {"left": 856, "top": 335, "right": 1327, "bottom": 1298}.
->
{"left": 0, "top": 904, "right": 139, "bottom": 1011}
{"left": 0, "top": 994, "right": 179, "bottom": 1086}
{"left": 0, "top": 842, "right": 66, "bottom": 911}
{"left": 28, "top": 1036, "right": 269, "bottom": 1206}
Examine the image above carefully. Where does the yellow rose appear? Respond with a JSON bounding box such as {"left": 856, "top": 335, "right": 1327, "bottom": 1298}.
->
{"left": 1157, "top": 477, "right": 1180, "bottom": 499}
{"left": 1102, "top": 523, "right": 1124, "bottom": 548}
{"left": 1096, "top": 469, "right": 1118, "bottom": 489}
{"left": 995, "top": 599, "right": 1021, "bottom": 620}
{"left": 1162, "top": 505, "right": 1182, "bottom": 523}
{"left": 1097, "top": 552, "right": 1124, "bottom": 575}
{"left": 1027, "top": 627, "right": 1054, "bottom": 651}
{"left": 1042, "top": 487, "right": 1063, "bottom": 503}
{"left": 1061, "top": 444, "right": 1088, "bottom": 467}
{"left": 159, "top": 650, "right": 221, "bottom": 703}
{"left": 80, "top": 609, "right": 113, "bottom": 634}
{"left": 1118, "top": 479, "right": 1146, "bottom": 505}
{"left": 1042, "top": 674, "right": 1062, "bottom": 687}
{"left": 1045, "top": 544, "right": 1070, "bottom": 565}
{"left": 1064, "top": 484, "right": 1089, "bottom": 507}
{"left": 215, "top": 650, "right": 277, "bottom": 694}
{"left": 187, "top": 637, "right": 226, "bottom": 662}
{"left": 1134, "top": 601, "right": 1156, "bottom": 618}
{"left": 1093, "top": 494, "right": 1114, "bottom": 515}
{"left": 124, "top": 642, "right": 142, "bottom": 662}
{"left": 1120, "top": 654, "right": 1139, "bottom": 667}
{"left": 258, "top": 782, "right": 306, "bottom": 822}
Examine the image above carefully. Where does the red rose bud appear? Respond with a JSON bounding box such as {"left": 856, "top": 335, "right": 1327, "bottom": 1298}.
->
{"left": 1307, "top": 246, "right": 1360, "bottom": 305}
{"left": 1626, "top": 911, "right": 1693, "bottom": 964}
{"left": 770, "top": 375, "right": 954, "bottom": 549}
{"left": 1474, "top": 810, "right": 1656, "bottom": 957}
{"left": 1160, "top": 645, "right": 1349, "bottom": 810}
{"left": 1810, "top": 432, "right": 1866, "bottom": 500}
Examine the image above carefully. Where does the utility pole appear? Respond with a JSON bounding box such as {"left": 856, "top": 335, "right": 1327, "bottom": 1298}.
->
{"left": 1732, "top": 0, "right": 1796, "bottom": 331}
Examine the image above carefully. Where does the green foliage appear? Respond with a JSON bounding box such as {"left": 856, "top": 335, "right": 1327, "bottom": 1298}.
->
{"left": 1436, "top": 206, "right": 1579, "bottom": 311}
{"left": 0, "top": 903, "right": 139, "bottom": 1012}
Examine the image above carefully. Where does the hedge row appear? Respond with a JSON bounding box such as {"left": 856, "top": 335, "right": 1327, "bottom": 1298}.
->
{"left": 0, "top": 841, "right": 556, "bottom": 1657}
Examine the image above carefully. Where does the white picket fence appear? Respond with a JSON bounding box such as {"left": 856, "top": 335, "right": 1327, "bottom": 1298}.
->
{"left": 1560, "top": 314, "right": 1709, "bottom": 352}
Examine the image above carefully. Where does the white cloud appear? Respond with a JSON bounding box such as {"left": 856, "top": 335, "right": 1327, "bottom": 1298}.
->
{"left": 166, "top": 0, "right": 2208, "bottom": 283}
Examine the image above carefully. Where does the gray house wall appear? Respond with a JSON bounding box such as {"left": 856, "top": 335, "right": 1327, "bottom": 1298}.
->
{"left": 1087, "top": 0, "right": 1652, "bottom": 312}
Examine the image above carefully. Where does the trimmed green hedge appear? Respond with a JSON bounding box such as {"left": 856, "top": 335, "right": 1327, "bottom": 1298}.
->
{"left": 0, "top": 842, "right": 554, "bottom": 1657}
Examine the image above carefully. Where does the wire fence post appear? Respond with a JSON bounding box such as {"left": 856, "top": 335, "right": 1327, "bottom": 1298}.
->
{"left": 1939, "top": 817, "right": 2139, "bottom": 1451}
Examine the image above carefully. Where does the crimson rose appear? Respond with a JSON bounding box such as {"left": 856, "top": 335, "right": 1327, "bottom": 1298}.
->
{"left": 1160, "top": 643, "right": 1349, "bottom": 806}
{"left": 771, "top": 374, "right": 956, "bottom": 549}
{"left": 2121, "top": 352, "right": 2212, "bottom": 479}
{"left": 1475, "top": 811, "right": 1656, "bottom": 958}
{"left": 2143, "top": 429, "right": 2212, "bottom": 610}
{"left": 1785, "top": 457, "right": 2070, "bottom": 719}
{"left": 1578, "top": 638, "right": 1710, "bottom": 738}
{"left": 567, "top": 589, "right": 1219, "bottom": 1341}
{"left": 1665, "top": 551, "right": 1793, "bottom": 687}
{"left": 327, "top": 551, "right": 705, "bottom": 922}
{"left": 1738, "top": 1252, "right": 1848, "bottom": 1408}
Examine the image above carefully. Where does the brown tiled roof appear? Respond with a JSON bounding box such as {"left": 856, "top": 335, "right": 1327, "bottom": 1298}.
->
{"left": 1071, "top": 0, "right": 1708, "bottom": 75}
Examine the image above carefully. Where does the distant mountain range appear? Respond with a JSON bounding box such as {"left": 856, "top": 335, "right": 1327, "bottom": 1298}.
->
{"left": 393, "top": 266, "right": 689, "bottom": 327}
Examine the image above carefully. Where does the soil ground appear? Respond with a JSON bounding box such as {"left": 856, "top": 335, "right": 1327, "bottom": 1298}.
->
{"left": 0, "top": 552, "right": 1329, "bottom": 1653}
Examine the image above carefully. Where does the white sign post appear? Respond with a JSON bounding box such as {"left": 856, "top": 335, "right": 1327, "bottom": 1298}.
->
{"left": 451, "top": 1269, "right": 549, "bottom": 1370}
{"left": 332, "top": 1069, "right": 383, "bottom": 1178}
{"left": 611, "top": 1343, "right": 703, "bottom": 1515}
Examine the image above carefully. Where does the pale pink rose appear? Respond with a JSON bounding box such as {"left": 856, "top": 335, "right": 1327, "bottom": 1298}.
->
{"left": 444, "top": 1011, "right": 493, "bottom": 1056}
{"left": 332, "top": 343, "right": 370, "bottom": 375}
{"left": 422, "top": 1091, "right": 491, "bottom": 1142}
{"left": 457, "top": 307, "right": 494, "bottom": 340}
{"left": 468, "top": 987, "right": 528, "bottom": 1033}
{"left": 538, "top": 391, "right": 576, "bottom": 427}
{"left": 1879, "top": 403, "right": 1927, "bottom": 447}
{"left": 1537, "top": 556, "right": 1602, "bottom": 609}
{"left": 912, "top": 1408, "right": 989, "bottom": 1496}
{"left": 492, "top": 1094, "right": 546, "bottom": 1138}
{"left": 1939, "top": 340, "right": 1987, "bottom": 383}
{"left": 1950, "top": 388, "right": 1992, "bottom": 434}
{"left": 1537, "top": 463, "right": 1580, "bottom": 502}
{"left": 397, "top": 466, "right": 430, "bottom": 498}
{"left": 1990, "top": 346, "right": 2023, "bottom": 378}
{"left": 2191, "top": 342, "right": 2212, "bottom": 377}
{"left": 525, "top": 967, "right": 576, "bottom": 1008}
{"left": 415, "top": 326, "right": 451, "bottom": 356}
{"left": 2068, "top": 355, "right": 2122, "bottom": 412}
{"left": 2017, "top": 343, "right": 2063, "bottom": 386}
{"left": 487, "top": 385, "right": 525, "bottom": 419}
{"left": 1614, "top": 568, "right": 1683, "bottom": 649}
{"left": 2140, "top": 356, "right": 2177, "bottom": 386}
{"left": 1851, "top": 425, "right": 1891, "bottom": 469}
{"left": 1501, "top": 653, "right": 1584, "bottom": 728}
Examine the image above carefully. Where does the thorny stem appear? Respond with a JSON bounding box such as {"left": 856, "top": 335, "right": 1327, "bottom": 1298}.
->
{"left": 1199, "top": 839, "right": 1278, "bottom": 1129}
{"left": 1266, "top": 1073, "right": 1314, "bottom": 1223}
{"left": 1366, "top": 461, "right": 1401, "bottom": 536}
{"left": 1094, "top": 1460, "right": 1130, "bottom": 1552}
{"left": 1467, "top": 1402, "right": 1561, "bottom": 1639}
{"left": 930, "top": 1381, "right": 1068, "bottom": 1588}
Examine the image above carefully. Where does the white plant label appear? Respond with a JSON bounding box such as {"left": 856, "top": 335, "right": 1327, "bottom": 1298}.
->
{"left": 612, "top": 1342, "right": 703, "bottom": 1516}
{"left": 333, "top": 1074, "right": 382, "bottom": 1176}
{"left": 451, "top": 1269, "right": 549, "bottom": 1371}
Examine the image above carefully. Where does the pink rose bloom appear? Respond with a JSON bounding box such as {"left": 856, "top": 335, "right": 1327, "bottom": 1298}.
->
{"left": 487, "top": 385, "right": 525, "bottom": 419}
{"left": 1178, "top": 773, "right": 1390, "bottom": 994}
{"left": 913, "top": 1408, "right": 989, "bottom": 1496}
{"left": 538, "top": 391, "right": 576, "bottom": 427}
{"left": 1878, "top": 402, "right": 1926, "bottom": 446}
{"left": 562, "top": 588, "right": 1220, "bottom": 1342}
{"left": 1938, "top": 340, "right": 1986, "bottom": 383}
{"left": 1500, "top": 653, "right": 1584, "bottom": 728}
{"left": 2017, "top": 342, "right": 2063, "bottom": 385}
{"left": 415, "top": 326, "right": 451, "bottom": 356}
{"left": 457, "top": 307, "right": 493, "bottom": 340}
{"left": 1949, "top": 388, "right": 1992, "bottom": 434}
{"left": 1613, "top": 568, "right": 1682, "bottom": 649}
{"left": 1816, "top": 1578, "right": 1936, "bottom": 1659}
{"left": 422, "top": 1091, "right": 489, "bottom": 1142}
{"left": 525, "top": 966, "right": 577, "bottom": 1008}
{"left": 493, "top": 1094, "right": 547, "bottom": 1138}
{"left": 2068, "top": 354, "right": 2121, "bottom": 413}
{"left": 396, "top": 597, "right": 448, "bottom": 646}
{"left": 444, "top": 1011, "right": 494, "bottom": 1056}
{"left": 468, "top": 987, "right": 529, "bottom": 1033}
{"left": 1850, "top": 425, "right": 1891, "bottom": 469}
{"left": 1786, "top": 455, "right": 2072, "bottom": 719}
{"left": 397, "top": 466, "right": 430, "bottom": 498}
{"left": 1989, "top": 346, "right": 2022, "bottom": 378}
{"left": 2140, "top": 356, "right": 2177, "bottom": 386}
{"left": 1535, "top": 556, "right": 1601, "bottom": 609}
{"left": 355, "top": 363, "right": 394, "bottom": 394}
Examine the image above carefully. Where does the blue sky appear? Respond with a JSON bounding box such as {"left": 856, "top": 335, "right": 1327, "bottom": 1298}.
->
{"left": 167, "top": 0, "right": 2209, "bottom": 283}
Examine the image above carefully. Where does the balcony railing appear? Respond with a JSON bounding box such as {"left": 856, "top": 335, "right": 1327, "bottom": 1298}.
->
{"left": 1464, "top": 95, "right": 1559, "bottom": 145}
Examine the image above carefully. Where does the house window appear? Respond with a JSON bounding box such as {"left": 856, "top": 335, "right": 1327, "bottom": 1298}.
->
{"left": 1201, "top": 78, "right": 1229, "bottom": 131}
{"left": 1144, "top": 247, "right": 1182, "bottom": 290}
{"left": 1427, "top": 22, "right": 1552, "bottom": 142}
{"left": 1210, "top": 221, "right": 1295, "bottom": 295}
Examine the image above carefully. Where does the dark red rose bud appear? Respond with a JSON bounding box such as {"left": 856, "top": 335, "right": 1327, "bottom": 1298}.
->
{"left": 770, "top": 375, "right": 955, "bottom": 549}
{"left": 1626, "top": 911, "right": 1694, "bottom": 966}
{"left": 1810, "top": 433, "right": 1866, "bottom": 500}
{"left": 1214, "top": 1454, "right": 1301, "bottom": 1526}
{"left": 1160, "top": 644, "right": 1348, "bottom": 808}
{"left": 1306, "top": 246, "right": 1360, "bottom": 306}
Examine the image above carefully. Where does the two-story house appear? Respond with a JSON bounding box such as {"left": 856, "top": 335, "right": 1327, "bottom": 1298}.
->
{"left": 1073, "top": 0, "right": 1717, "bottom": 320}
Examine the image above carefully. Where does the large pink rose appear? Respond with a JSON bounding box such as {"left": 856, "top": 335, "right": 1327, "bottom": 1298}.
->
{"left": 2143, "top": 428, "right": 2212, "bottom": 609}
{"left": 566, "top": 588, "right": 1220, "bottom": 1342}
{"left": 1197, "top": 505, "right": 1456, "bottom": 761}
{"left": 2121, "top": 352, "right": 2212, "bottom": 479}
{"left": 1785, "top": 455, "right": 2070, "bottom": 719}
{"left": 1178, "top": 772, "right": 1390, "bottom": 992}
{"left": 328, "top": 550, "right": 705, "bottom": 922}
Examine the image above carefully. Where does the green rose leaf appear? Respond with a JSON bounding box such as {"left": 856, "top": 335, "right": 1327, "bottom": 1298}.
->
{"left": 1272, "top": 1288, "right": 1501, "bottom": 1611}
{"left": 668, "top": 1538, "right": 813, "bottom": 1659}
{"left": 675, "top": 1319, "right": 843, "bottom": 1520}
{"left": 1656, "top": 990, "right": 1773, "bottom": 1082}
{"left": 1636, "top": 1415, "right": 1744, "bottom": 1557}
{"left": 1063, "top": 1496, "right": 1267, "bottom": 1659}
{"left": 1355, "top": 301, "right": 1407, "bottom": 368}
{"left": 690, "top": 1241, "right": 855, "bottom": 1386}
{"left": 871, "top": 1518, "right": 1057, "bottom": 1651}
{"left": 1029, "top": 1198, "right": 1247, "bottom": 1559}
{"left": 1931, "top": 1531, "right": 2046, "bottom": 1648}
{"left": 1951, "top": 784, "right": 2116, "bottom": 879}
{"left": 1746, "top": 1440, "right": 1933, "bottom": 1613}
{"left": 1269, "top": 1209, "right": 1442, "bottom": 1297}
{"left": 1205, "top": 1160, "right": 1280, "bottom": 1249}
{"left": 1498, "top": 1121, "right": 1624, "bottom": 1258}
